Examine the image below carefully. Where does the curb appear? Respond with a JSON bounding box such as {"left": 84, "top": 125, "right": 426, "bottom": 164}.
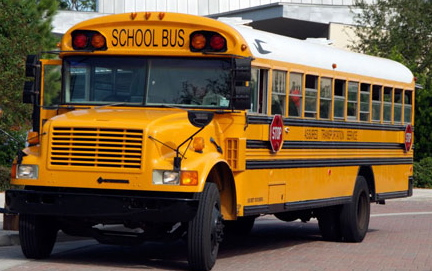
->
{"left": 0, "top": 229, "right": 19, "bottom": 247}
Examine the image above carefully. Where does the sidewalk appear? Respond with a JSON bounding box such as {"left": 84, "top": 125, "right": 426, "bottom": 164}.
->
{"left": 1, "top": 189, "right": 432, "bottom": 247}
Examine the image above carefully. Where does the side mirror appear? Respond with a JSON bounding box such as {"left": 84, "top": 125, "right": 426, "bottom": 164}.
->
{"left": 232, "top": 86, "right": 251, "bottom": 110}
{"left": 23, "top": 81, "right": 36, "bottom": 104}
{"left": 187, "top": 110, "right": 214, "bottom": 128}
{"left": 25, "top": 55, "right": 39, "bottom": 77}
{"left": 234, "top": 58, "right": 252, "bottom": 81}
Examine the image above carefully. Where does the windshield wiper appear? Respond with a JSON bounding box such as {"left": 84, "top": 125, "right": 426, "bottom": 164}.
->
{"left": 41, "top": 105, "right": 91, "bottom": 110}
{"left": 94, "top": 102, "right": 129, "bottom": 109}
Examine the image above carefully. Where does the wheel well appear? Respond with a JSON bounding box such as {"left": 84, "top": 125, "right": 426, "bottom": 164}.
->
{"left": 358, "top": 166, "right": 376, "bottom": 202}
{"left": 206, "top": 162, "right": 237, "bottom": 220}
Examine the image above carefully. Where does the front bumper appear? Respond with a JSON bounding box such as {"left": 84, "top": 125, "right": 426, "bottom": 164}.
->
{"left": 4, "top": 189, "right": 198, "bottom": 223}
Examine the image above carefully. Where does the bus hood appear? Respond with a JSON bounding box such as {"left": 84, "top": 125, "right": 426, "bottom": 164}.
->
{"left": 48, "top": 108, "right": 189, "bottom": 129}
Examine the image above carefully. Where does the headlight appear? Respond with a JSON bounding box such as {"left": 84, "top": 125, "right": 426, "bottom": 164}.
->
{"left": 163, "top": 171, "right": 180, "bottom": 185}
{"left": 153, "top": 170, "right": 198, "bottom": 186}
{"left": 16, "top": 164, "right": 38, "bottom": 179}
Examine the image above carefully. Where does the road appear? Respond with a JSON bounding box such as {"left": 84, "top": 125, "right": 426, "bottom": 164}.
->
{"left": 1, "top": 190, "right": 432, "bottom": 270}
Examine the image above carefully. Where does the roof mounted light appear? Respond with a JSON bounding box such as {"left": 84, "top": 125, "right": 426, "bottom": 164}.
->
{"left": 72, "top": 30, "right": 107, "bottom": 51}
{"left": 190, "top": 31, "right": 227, "bottom": 52}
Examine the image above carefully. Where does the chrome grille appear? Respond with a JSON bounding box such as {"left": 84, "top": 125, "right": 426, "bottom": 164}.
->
{"left": 49, "top": 127, "right": 143, "bottom": 169}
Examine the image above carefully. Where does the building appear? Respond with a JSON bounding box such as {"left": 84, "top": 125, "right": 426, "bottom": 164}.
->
{"left": 53, "top": 0, "right": 373, "bottom": 50}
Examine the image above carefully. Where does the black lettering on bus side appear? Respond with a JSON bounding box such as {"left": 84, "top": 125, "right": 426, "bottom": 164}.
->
{"left": 144, "top": 29, "right": 153, "bottom": 47}
{"left": 112, "top": 28, "right": 185, "bottom": 48}
{"left": 178, "top": 29, "right": 185, "bottom": 46}
{"left": 119, "top": 29, "right": 127, "bottom": 46}
{"left": 135, "top": 29, "right": 143, "bottom": 46}
{"left": 162, "top": 29, "right": 186, "bottom": 47}
{"left": 112, "top": 29, "right": 119, "bottom": 46}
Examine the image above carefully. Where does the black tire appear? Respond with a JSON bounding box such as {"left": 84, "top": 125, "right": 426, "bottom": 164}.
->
{"left": 19, "top": 214, "right": 58, "bottom": 259}
{"left": 340, "top": 176, "right": 370, "bottom": 242}
{"left": 317, "top": 205, "right": 342, "bottom": 242}
{"left": 224, "top": 216, "right": 255, "bottom": 236}
{"left": 188, "top": 182, "right": 223, "bottom": 271}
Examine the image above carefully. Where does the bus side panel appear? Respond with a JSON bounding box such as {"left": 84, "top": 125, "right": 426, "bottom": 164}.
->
{"left": 373, "top": 164, "right": 412, "bottom": 194}
{"left": 235, "top": 166, "right": 358, "bottom": 215}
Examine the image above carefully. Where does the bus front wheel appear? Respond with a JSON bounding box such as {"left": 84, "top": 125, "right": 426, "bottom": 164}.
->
{"left": 187, "top": 182, "right": 223, "bottom": 271}
{"left": 19, "top": 214, "right": 58, "bottom": 259}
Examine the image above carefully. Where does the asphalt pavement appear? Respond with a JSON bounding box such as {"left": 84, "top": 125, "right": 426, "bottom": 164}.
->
{"left": 1, "top": 189, "right": 432, "bottom": 247}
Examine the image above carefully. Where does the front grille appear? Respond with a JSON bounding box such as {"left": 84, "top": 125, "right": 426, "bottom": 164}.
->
{"left": 49, "top": 127, "right": 143, "bottom": 169}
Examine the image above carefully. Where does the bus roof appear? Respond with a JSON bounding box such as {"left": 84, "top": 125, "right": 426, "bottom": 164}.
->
{"left": 228, "top": 23, "right": 414, "bottom": 85}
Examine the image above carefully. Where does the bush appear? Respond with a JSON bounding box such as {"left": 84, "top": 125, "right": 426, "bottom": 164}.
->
{"left": 414, "top": 157, "right": 432, "bottom": 188}
{"left": 0, "top": 165, "right": 11, "bottom": 192}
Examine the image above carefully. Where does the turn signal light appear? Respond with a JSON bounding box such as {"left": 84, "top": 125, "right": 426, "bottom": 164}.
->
{"left": 190, "top": 31, "right": 227, "bottom": 52}
{"left": 27, "top": 131, "right": 39, "bottom": 145}
{"left": 193, "top": 137, "right": 205, "bottom": 152}
{"left": 181, "top": 171, "right": 198, "bottom": 186}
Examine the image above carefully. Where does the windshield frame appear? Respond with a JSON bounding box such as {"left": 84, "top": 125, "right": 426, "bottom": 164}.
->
{"left": 61, "top": 56, "right": 234, "bottom": 109}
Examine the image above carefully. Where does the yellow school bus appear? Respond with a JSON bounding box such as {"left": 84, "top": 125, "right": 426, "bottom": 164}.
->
{"left": 4, "top": 12, "right": 414, "bottom": 270}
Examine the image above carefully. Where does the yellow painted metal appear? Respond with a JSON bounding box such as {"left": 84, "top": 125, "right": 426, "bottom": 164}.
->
{"left": 11, "top": 12, "right": 415, "bottom": 221}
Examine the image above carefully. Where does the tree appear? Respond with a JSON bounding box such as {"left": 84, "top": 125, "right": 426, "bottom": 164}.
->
{"left": 58, "top": 0, "right": 96, "bottom": 11}
{"left": 351, "top": 0, "right": 432, "bottom": 161}
{"left": 0, "top": 0, "right": 58, "bottom": 165}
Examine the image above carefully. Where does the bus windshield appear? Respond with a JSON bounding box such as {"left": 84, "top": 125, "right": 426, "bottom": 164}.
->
{"left": 63, "top": 56, "right": 232, "bottom": 108}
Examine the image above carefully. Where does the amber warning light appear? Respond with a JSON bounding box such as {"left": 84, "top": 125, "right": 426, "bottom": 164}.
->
{"left": 190, "top": 31, "right": 227, "bottom": 52}
{"left": 72, "top": 30, "right": 107, "bottom": 51}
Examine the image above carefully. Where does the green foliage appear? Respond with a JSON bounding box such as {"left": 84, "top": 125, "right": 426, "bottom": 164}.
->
{"left": 0, "top": 0, "right": 58, "bottom": 166}
{"left": 0, "top": 165, "right": 12, "bottom": 191}
{"left": 0, "top": 130, "right": 26, "bottom": 166}
{"left": 414, "top": 157, "right": 432, "bottom": 188}
{"left": 58, "top": 0, "right": 96, "bottom": 11}
{"left": 413, "top": 76, "right": 432, "bottom": 160}
{"left": 351, "top": 0, "right": 432, "bottom": 161}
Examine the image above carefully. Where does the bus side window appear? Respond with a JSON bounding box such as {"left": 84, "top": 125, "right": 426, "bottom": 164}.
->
{"left": 320, "top": 77, "right": 332, "bottom": 119}
{"left": 334, "top": 79, "right": 346, "bottom": 120}
{"left": 372, "top": 85, "right": 382, "bottom": 122}
{"left": 271, "top": 70, "right": 287, "bottom": 115}
{"left": 288, "top": 72, "right": 303, "bottom": 117}
{"left": 394, "top": 88, "right": 403, "bottom": 123}
{"left": 347, "top": 82, "right": 359, "bottom": 121}
{"left": 250, "top": 68, "right": 268, "bottom": 114}
{"left": 360, "top": 83, "right": 370, "bottom": 122}
{"left": 305, "top": 74, "right": 318, "bottom": 118}
{"left": 404, "top": 90, "right": 413, "bottom": 124}
{"left": 383, "top": 87, "right": 393, "bottom": 122}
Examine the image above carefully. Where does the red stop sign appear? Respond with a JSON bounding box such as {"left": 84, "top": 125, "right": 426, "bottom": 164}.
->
{"left": 269, "top": 114, "right": 284, "bottom": 152}
{"left": 405, "top": 124, "right": 413, "bottom": 152}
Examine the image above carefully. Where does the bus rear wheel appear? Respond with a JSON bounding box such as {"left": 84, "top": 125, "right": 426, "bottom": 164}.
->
{"left": 19, "top": 214, "right": 58, "bottom": 259}
{"left": 340, "top": 176, "right": 370, "bottom": 242}
{"left": 187, "top": 182, "right": 223, "bottom": 271}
